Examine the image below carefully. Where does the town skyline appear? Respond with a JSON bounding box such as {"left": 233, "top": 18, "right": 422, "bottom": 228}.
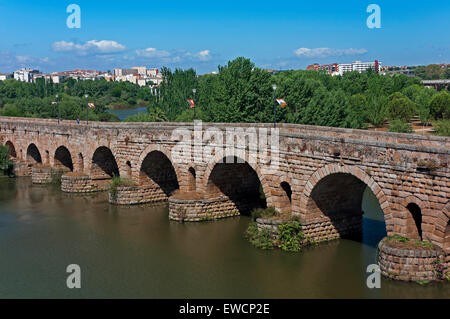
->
{"left": 0, "top": 1, "right": 449, "bottom": 74}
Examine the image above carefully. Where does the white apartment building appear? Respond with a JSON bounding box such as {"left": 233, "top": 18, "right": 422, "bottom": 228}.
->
{"left": 338, "top": 60, "right": 382, "bottom": 75}
{"left": 132, "top": 66, "right": 147, "bottom": 76}
{"left": 114, "top": 67, "right": 163, "bottom": 86}
{"left": 114, "top": 68, "right": 138, "bottom": 77}
{"left": 14, "top": 68, "right": 40, "bottom": 83}
{"left": 0, "top": 73, "right": 12, "bottom": 81}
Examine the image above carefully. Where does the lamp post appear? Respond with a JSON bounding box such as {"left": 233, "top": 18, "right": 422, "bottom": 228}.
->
{"left": 56, "top": 94, "right": 60, "bottom": 124}
{"left": 272, "top": 84, "right": 277, "bottom": 128}
{"left": 85, "top": 94, "right": 89, "bottom": 125}
{"left": 192, "top": 88, "right": 197, "bottom": 120}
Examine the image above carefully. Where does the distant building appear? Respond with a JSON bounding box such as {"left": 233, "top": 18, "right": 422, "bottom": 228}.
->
{"left": 14, "top": 68, "right": 40, "bottom": 82}
{"left": 306, "top": 64, "right": 320, "bottom": 71}
{"left": 0, "top": 73, "right": 12, "bottom": 81}
{"left": 114, "top": 68, "right": 138, "bottom": 77}
{"left": 380, "top": 65, "right": 415, "bottom": 76}
{"left": 338, "top": 60, "right": 382, "bottom": 75}
{"left": 114, "top": 67, "right": 162, "bottom": 86}
{"left": 132, "top": 66, "right": 147, "bottom": 76}
{"left": 306, "top": 63, "right": 338, "bottom": 74}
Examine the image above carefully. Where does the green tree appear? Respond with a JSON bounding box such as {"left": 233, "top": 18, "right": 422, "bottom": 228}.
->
{"left": 366, "top": 94, "right": 387, "bottom": 129}
{"left": 0, "top": 144, "right": 13, "bottom": 173}
{"left": 429, "top": 91, "right": 450, "bottom": 120}
{"left": 345, "top": 94, "right": 367, "bottom": 128}
{"left": 385, "top": 92, "right": 416, "bottom": 122}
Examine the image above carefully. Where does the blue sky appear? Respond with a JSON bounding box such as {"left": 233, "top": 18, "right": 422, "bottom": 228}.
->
{"left": 0, "top": 0, "right": 448, "bottom": 73}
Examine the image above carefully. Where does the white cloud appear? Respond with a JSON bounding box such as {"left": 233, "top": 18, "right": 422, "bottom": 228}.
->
{"left": 294, "top": 47, "right": 368, "bottom": 58}
{"left": 135, "top": 47, "right": 212, "bottom": 63}
{"left": 135, "top": 47, "right": 171, "bottom": 58}
{"left": 51, "top": 40, "right": 126, "bottom": 55}
{"left": 195, "top": 50, "right": 211, "bottom": 61}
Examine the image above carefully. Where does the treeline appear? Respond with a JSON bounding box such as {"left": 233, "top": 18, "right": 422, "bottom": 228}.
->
{"left": 137, "top": 57, "right": 449, "bottom": 135}
{"left": 0, "top": 57, "right": 449, "bottom": 136}
{"left": 412, "top": 64, "right": 450, "bottom": 80}
{"left": 0, "top": 77, "right": 155, "bottom": 121}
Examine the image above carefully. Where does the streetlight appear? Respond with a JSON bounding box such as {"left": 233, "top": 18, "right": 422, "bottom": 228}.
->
{"left": 192, "top": 88, "right": 197, "bottom": 120}
{"left": 272, "top": 84, "right": 277, "bottom": 128}
{"left": 85, "top": 94, "right": 89, "bottom": 125}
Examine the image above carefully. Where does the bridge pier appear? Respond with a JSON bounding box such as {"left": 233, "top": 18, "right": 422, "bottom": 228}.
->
{"left": 168, "top": 194, "right": 249, "bottom": 222}
{"left": 12, "top": 160, "right": 32, "bottom": 177}
{"left": 108, "top": 183, "right": 169, "bottom": 205}
{"left": 31, "top": 166, "right": 70, "bottom": 184}
{"left": 61, "top": 174, "right": 111, "bottom": 193}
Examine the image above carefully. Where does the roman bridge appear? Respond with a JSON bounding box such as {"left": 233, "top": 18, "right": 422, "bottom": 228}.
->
{"left": 1, "top": 116, "right": 449, "bottom": 254}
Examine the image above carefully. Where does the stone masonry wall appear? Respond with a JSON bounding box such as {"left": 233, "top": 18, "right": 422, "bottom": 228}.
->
{"left": 378, "top": 238, "right": 446, "bottom": 282}
{"left": 169, "top": 196, "right": 241, "bottom": 222}
{"left": 13, "top": 161, "right": 31, "bottom": 177}
{"left": 300, "top": 213, "right": 363, "bottom": 242}
{"left": 109, "top": 184, "right": 168, "bottom": 205}
{"left": 31, "top": 167, "right": 69, "bottom": 184}
{"left": 61, "top": 175, "right": 97, "bottom": 193}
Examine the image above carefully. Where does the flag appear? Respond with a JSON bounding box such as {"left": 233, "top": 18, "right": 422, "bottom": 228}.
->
{"left": 88, "top": 103, "right": 95, "bottom": 108}
{"left": 276, "top": 99, "right": 287, "bottom": 108}
{"left": 187, "top": 99, "right": 195, "bottom": 108}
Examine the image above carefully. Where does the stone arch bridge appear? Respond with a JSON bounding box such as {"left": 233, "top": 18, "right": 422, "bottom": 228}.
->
{"left": 1, "top": 116, "right": 449, "bottom": 254}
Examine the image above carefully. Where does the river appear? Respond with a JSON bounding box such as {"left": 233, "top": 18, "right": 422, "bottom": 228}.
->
{"left": 107, "top": 107, "right": 147, "bottom": 121}
{"left": 0, "top": 178, "right": 448, "bottom": 298}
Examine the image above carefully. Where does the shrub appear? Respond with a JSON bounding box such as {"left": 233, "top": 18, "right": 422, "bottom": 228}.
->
{"left": 251, "top": 207, "right": 278, "bottom": 221}
{"left": 389, "top": 119, "right": 413, "bottom": 133}
{"left": 244, "top": 222, "right": 274, "bottom": 250}
{"left": 433, "top": 119, "right": 450, "bottom": 136}
{"left": 277, "top": 218, "right": 305, "bottom": 252}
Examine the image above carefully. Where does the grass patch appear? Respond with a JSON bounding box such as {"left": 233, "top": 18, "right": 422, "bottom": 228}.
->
{"left": 385, "top": 235, "right": 438, "bottom": 250}
{"left": 109, "top": 176, "right": 136, "bottom": 199}
{"left": 251, "top": 207, "right": 278, "bottom": 221}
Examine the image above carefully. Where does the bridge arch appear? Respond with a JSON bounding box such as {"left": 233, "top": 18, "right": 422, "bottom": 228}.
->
{"left": 399, "top": 195, "right": 429, "bottom": 241}
{"left": 137, "top": 145, "right": 180, "bottom": 198}
{"left": 203, "top": 155, "right": 269, "bottom": 215}
{"left": 137, "top": 144, "right": 181, "bottom": 183}
{"left": 54, "top": 146, "right": 74, "bottom": 171}
{"left": 26, "top": 143, "right": 42, "bottom": 164}
{"left": 300, "top": 164, "right": 390, "bottom": 238}
{"left": 187, "top": 167, "right": 197, "bottom": 192}
{"left": 89, "top": 146, "right": 120, "bottom": 179}
{"left": 279, "top": 180, "right": 293, "bottom": 214}
{"left": 5, "top": 141, "right": 16, "bottom": 158}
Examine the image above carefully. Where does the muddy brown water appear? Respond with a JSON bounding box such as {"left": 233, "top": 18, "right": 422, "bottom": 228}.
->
{"left": 0, "top": 178, "right": 448, "bottom": 298}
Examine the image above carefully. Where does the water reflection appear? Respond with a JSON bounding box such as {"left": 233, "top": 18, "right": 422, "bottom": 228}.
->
{"left": 0, "top": 178, "right": 447, "bottom": 298}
